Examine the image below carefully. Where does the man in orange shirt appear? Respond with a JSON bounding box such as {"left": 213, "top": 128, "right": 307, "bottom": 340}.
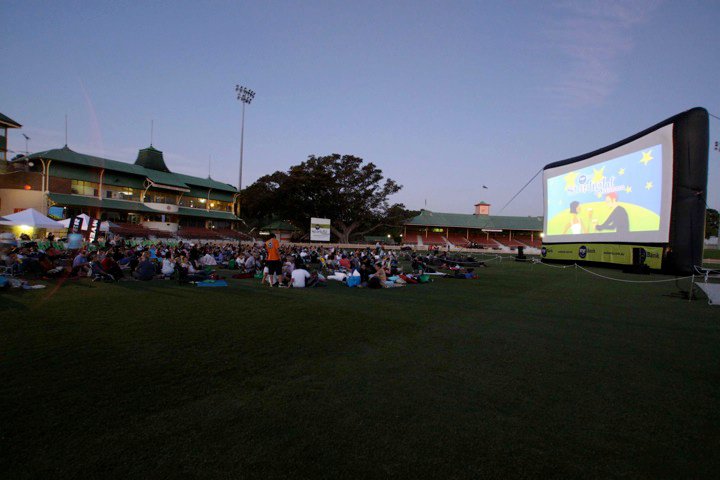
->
{"left": 265, "top": 233, "right": 282, "bottom": 287}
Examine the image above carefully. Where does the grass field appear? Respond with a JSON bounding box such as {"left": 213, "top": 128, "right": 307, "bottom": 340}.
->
{"left": 2, "top": 260, "right": 720, "bottom": 479}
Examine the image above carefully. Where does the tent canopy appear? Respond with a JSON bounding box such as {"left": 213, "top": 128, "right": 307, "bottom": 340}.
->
{"left": 0, "top": 208, "right": 65, "bottom": 229}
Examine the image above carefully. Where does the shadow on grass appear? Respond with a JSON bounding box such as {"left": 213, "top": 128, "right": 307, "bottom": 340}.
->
{"left": 0, "top": 293, "right": 29, "bottom": 311}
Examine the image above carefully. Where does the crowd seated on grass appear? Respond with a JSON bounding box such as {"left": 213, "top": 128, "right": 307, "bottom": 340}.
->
{"left": 0, "top": 233, "right": 454, "bottom": 290}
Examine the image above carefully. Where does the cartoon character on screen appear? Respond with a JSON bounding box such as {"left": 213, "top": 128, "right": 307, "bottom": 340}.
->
{"left": 596, "top": 192, "right": 629, "bottom": 233}
{"left": 563, "top": 201, "right": 587, "bottom": 234}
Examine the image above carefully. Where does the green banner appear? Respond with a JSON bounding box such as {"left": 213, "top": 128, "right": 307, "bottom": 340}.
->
{"left": 541, "top": 243, "right": 664, "bottom": 269}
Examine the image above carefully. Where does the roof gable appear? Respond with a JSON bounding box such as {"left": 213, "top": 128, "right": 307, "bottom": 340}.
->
{"left": 135, "top": 146, "right": 171, "bottom": 173}
{"left": 0, "top": 112, "right": 21, "bottom": 128}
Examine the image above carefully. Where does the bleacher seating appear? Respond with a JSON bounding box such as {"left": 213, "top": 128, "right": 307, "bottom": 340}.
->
{"left": 467, "top": 233, "right": 500, "bottom": 248}
{"left": 402, "top": 235, "right": 419, "bottom": 245}
{"left": 512, "top": 234, "right": 541, "bottom": 248}
{"left": 422, "top": 232, "right": 447, "bottom": 246}
{"left": 405, "top": 230, "right": 541, "bottom": 249}
{"left": 215, "top": 228, "right": 255, "bottom": 241}
{"left": 489, "top": 234, "right": 514, "bottom": 248}
{"left": 177, "top": 226, "right": 224, "bottom": 240}
{"left": 109, "top": 223, "right": 152, "bottom": 238}
{"left": 446, "top": 234, "right": 470, "bottom": 247}
{"left": 148, "top": 229, "right": 175, "bottom": 239}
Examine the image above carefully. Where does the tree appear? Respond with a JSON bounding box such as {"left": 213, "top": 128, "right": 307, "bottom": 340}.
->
{"left": 239, "top": 170, "right": 289, "bottom": 228}
{"left": 706, "top": 208, "right": 719, "bottom": 239}
{"left": 240, "top": 154, "right": 415, "bottom": 243}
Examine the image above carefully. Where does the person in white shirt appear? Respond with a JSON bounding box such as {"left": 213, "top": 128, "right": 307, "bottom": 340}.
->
{"left": 244, "top": 253, "right": 256, "bottom": 272}
{"left": 290, "top": 268, "right": 311, "bottom": 288}
{"left": 161, "top": 252, "right": 175, "bottom": 278}
{"left": 200, "top": 252, "right": 217, "bottom": 266}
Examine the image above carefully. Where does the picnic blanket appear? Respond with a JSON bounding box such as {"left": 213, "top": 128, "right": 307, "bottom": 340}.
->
{"left": 196, "top": 280, "right": 228, "bottom": 288}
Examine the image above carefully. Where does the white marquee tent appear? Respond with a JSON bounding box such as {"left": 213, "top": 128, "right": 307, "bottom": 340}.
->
{"left": 0, "top": 208, "right": 65, "bottom": 229}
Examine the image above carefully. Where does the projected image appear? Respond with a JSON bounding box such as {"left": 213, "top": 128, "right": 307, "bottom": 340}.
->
{"left": 545, "top": 144, "right": 663, "bottom": 237}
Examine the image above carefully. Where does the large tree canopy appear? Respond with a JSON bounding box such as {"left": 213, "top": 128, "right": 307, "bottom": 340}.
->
{"left": 241, "top": 154, "right": 415, "bottom": 243}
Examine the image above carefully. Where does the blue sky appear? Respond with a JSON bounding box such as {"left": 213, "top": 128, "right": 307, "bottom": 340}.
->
{"left": 3, "top": 0, "right": 720, "bottom": 216}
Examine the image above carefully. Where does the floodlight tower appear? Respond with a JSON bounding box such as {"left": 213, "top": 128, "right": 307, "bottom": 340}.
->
{"left": 235, "top": 84, "right": 255, "bottom": 217}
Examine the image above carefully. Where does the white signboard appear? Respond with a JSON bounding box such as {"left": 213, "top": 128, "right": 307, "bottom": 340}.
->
{"left": 310, "top": 217, "right": 331, "bottom": 242}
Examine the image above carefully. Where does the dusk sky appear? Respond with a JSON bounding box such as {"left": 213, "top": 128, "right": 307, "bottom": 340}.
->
{"left": 3, "top": 0, "right": 720, "bottom": 216}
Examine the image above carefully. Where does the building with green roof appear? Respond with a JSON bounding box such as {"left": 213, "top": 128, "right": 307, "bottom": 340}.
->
{"left": 0, "top": 142, "right": 241, "bottom": 235}
{"left": 0, "top": 112, "right": 22, "bottom": 162}
{"left": 403, "top": 202, "right": 543, "bottom": 249}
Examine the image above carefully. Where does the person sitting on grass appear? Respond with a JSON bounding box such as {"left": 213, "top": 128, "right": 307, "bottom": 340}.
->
{"left": 199, "top": 250, "right": 217, "bottom": 267}
{"left": 89, "top": 253, "right": 115, "bottom": 282}
{"left": 133, "top": 252, "right": 156, "bottom": 281}
{"left": 244, "top": 253, "right": 257, "bottom": 273}
{"left": 71, "top": 250, "right": 91, "bottom": 277}
{"left": 161, "top": 252, "right": 175, "bottom": 279}
{"left": 117, "top": 249, "right": 138, "bottom": 271}
{"left": 368, "top": 262, "right": 387, "bottom": 289}
{"left": 278, "top": 271, "right": 292, "bottom": 288}
{"left": 290, "top": 266, "right": 311, "bottom": 288}
{"left": 305, "top": 270, "right": 326, "bottom": 288}
{"left": 100, "top": 250, "right": 124, "bottom": 279}
{"left": 177, "top": 256, "right": 208, "bottom": 283}
{"left": 339, "top": 254, "right": 351, "bottom": 271}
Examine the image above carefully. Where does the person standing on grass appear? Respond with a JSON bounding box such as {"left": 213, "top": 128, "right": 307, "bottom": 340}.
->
{"left": 265, "top": 233, "right": 282, "bottom": 287}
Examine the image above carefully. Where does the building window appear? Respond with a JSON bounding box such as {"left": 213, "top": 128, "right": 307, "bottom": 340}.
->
{"left": 71, "top": 180, "right": 99, "bottom": 196}
{"left": 143, "top": 191, "right": 176, "bottom": 204}
{"left": 208, "top": 200, "right": 232, "bottom": 212}
{"left": 178, "top": 196, "right": 207, "bottom": 209}
{"left": 104, "top": 185, "right": 139, "bottom": 201}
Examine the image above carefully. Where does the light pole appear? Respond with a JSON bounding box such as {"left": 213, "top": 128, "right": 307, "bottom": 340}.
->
{"left": 235, "top": 84, "right": 255, "bottom": 218}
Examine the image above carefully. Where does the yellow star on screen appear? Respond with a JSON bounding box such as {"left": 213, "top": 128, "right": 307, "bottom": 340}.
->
{"left": 640, "top": 150, "right": 653, "bottom": 165}
{"left": 591, "top": 166, "right": 605, "bottom": 184}
{"left": 625, "top": 186, "right": 632, "bottom": 193}
{"left": 618, "top": 168, "right": 625, "bottom": 175}
{"left": 645, "top": 181, "right": 653, "bottom": 190}
{"left": 564, "top": 171, "right": 578, "bottom": 190}
{"left": 596, "top": 192, "right": 603, "bottom": 198}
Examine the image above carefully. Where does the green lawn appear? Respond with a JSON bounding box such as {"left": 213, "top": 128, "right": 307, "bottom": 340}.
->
{"left": 2, "top": 261, "right": 720, "bottom": 479}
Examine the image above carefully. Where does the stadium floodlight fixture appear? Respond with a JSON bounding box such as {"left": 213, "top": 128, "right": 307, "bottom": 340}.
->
{"left": 236, "top": 85, "right": 255, "bottom": 104}
{"left": 235, "top": 84, "right": 256, "bottom": 217}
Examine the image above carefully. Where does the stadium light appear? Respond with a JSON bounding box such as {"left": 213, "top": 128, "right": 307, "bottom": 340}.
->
{"left": 22, "top": 133, "right": 30, "bottom": 154}
{"left": 235, "top": 84, "right": 256, "bottom": 218}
